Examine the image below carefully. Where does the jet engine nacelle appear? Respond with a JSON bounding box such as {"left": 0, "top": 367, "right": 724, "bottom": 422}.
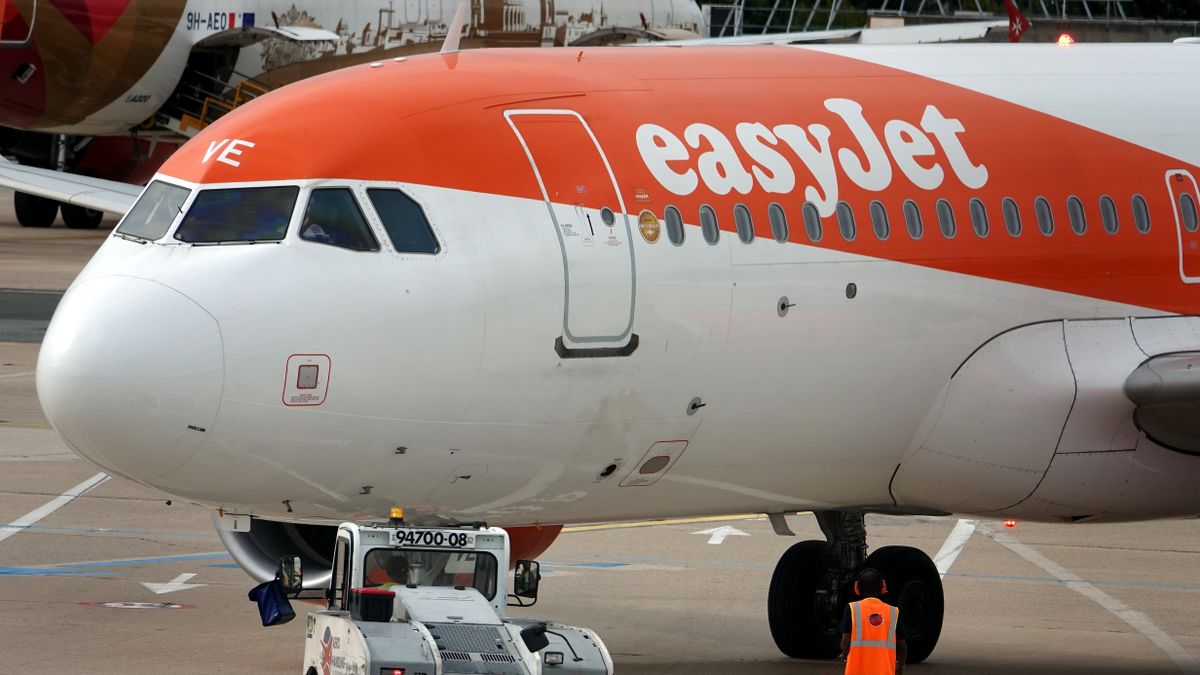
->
{"left": 214, "top": 516, "right": 338, "bottom": 590}
{"left": 893, "top": 316, "right": 1200, "bottom": 522}
{"left": 214, "top": 516, "right": 564, "bottom": 588}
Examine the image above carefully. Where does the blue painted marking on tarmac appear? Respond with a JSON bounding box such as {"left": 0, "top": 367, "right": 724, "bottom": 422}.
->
{"left": 53, "top": 552, "right": 230, "bottom": 569}
{"left": 1, "top": 553, "right": 233, "bottom": 577}
{"left": 542, "top": 561, "right": 630, "bottom": 569}
{"left": 607, "top": 553, "right": 769, "bottom": 570}
{"left": 206, "top": 563, "right": 241, "bottom": 569}
{"left": 0, "top": 566, "right": 109, "bottom": 577}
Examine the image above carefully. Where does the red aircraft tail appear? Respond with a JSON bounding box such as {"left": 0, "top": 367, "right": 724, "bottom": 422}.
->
{"left": 1005, "top": 0, "right": 1032, "bottom": 43}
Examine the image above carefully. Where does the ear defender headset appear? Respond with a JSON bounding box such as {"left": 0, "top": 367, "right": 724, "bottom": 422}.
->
{"left": 853, "top": 569, "right": 888, "bottom": 596}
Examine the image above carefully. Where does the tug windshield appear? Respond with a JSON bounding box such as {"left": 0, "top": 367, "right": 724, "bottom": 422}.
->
{"left": 363, "top": 548, "right": 498, "bottom": 600}
{"left": 174, "top": 186, "right": 298, "bottom": 243}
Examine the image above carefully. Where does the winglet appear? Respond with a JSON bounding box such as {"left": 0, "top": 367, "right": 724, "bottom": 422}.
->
{"left": 440, "top": 2, "right": 468, "bottom": 54}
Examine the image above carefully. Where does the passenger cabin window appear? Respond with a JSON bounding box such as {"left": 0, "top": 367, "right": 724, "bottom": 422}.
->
{"left": 1181, "top": 193, "right": 1199, "bottom": 233}
{"left": 665, "top": 206, "right": 685, "bottom": 245}
{"left": 1133, "top": 194, "right": 1151, "bottom": 233}
{"left": 301, "top": 189, "right": 379, "bottom": 252}
{"left": 768, "top": 203, "right": 788, "bottom": 243}
{"left": 802, "top": 202, "right": 822, "bottom": 242}
{"left": 969, "top": 198, "right": 988, "bottom": 238}
{"left": 936, "top": 199, "right": 956, "bottom": 239}
{"left": 734, "top": 203, "right": 754, "bottom": 243}
{"left": 1002, "top": 197, "right": 1021, "bottom": 237}
{"left": 870, "top": 201, "right": 889, "bottom": 240}
{"left": 700, "top": 205, "right": 720, "bottom": 244}
{"left": 1100, "top": 195, "right": 1119, "bottom": 234}
{"left": 1067, "top": 196, "right": 1087, "bottom": 235}
{"left": 1035, "top": 197, "right": 1054, "bottom": 236}
{"left": 836, "top": 201, "right": 856, "bottom": 241}
{"left": 117, "top": 180, "right": 190, "bottom": 241}
{"left": 367, "top": 189, "right": 440, "bottom": 254}
{"left": 175, "top": 186, "right": 298, "bottom": 243}
{"left": 903, "top": 200, "right": 923, "bottom": 240}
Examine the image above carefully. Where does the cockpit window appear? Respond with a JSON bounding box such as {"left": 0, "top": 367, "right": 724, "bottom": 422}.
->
{"left": 117, "top": 181, "right": 191, "bottom": 241}
{"left": 174, "top": 186, "right": 298, "bottom": 243}
{"left": 300, "top": 188, "right": 380, "bottom": 252}
{"left": 367, "top": 189, "right": 440, "bottom": 254}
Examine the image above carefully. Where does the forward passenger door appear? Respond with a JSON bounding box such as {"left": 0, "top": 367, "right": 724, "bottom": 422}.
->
{"left": 505, "top": 109, "right": 637, "bottom": 356}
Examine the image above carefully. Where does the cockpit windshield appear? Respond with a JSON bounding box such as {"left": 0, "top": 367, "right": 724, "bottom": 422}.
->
{"left": 174, "top": 186, "right": 298, "bottom": 244}
{"left": 362, "top": 548, "right": 498, "bottom": 600}
{"left": 116, "top": 181, "right": 191, "bottom": 241}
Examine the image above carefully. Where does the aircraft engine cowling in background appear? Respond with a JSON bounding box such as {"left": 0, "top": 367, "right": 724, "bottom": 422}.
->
{"left": 892, "top": 317, "right": 1200, "bottom": 523}
{"left": 505, "top": 525, "right": 563, "bottom": 568}
{"left": 214, "top": 515, "right": 337, "bottom": 590}
{"left": 213, "top": 516, "right": 565, "bottom": 589}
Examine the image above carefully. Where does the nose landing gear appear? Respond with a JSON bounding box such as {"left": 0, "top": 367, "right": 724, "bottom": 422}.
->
{"left": 767, "top": 511, "right": 944, "bottom": 664}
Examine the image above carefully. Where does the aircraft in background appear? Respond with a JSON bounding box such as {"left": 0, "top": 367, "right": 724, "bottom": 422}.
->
{"left": 9, "top": 16, "right": 1175, "bottom": 674}
{"left": 0, "top": 0, "right": 705, "bottom": 228}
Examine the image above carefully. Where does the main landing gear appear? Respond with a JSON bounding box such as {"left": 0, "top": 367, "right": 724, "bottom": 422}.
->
{"left": 767, "top": 511, "right": 944, "bottom": 663}
{"left": 14, "top": 192, "right": 57, "bottom": 228}
{"left": 13, "top": 192, "right": 102, "bottom": 229}
{"left": 10, "top": 134, "right": 104, "bottom": 230}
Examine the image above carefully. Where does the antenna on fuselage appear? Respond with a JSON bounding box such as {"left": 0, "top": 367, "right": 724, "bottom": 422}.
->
{"left": 440, "top": 1, "right": 469, "bottom": 54}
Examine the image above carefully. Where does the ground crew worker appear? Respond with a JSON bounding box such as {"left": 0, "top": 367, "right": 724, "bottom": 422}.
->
{"left": 841, "top": 568, "right": 907, "bottom": 675}
{"left": 364, "top": 554, "right": 408, "bottom": 587}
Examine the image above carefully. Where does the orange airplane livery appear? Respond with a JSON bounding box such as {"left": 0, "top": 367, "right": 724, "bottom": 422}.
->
{"left": 6, "top": 39, "right": 1200, "bottom": 667}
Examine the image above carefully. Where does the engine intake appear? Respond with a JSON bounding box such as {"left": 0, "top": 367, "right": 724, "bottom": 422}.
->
{"left": 213, "top": 514, "right": 337, "bottom": 590}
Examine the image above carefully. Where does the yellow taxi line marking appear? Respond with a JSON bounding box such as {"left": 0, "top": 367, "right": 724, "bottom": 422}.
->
{"left": 563, "top": 513, "right": 772, "bottom": 533}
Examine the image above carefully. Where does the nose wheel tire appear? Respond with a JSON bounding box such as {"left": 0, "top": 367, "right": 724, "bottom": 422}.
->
{"left": 14, "top": 192, "right": 57, "bottom": 227}
{"left": 62, "top": 203, "right": 104, "bottom": 229}
{"left": 861, "top": 545, "right": 944, "bottom": 664}
{"left": 768, "top": 540, "right": 844, "bottom": 659}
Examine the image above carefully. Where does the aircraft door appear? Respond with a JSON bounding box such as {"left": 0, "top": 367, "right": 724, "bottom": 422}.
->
{"left": 1166, "top": 170, "right": 1200, "bottom": 283}
{"left": 506, "top": 110, "right": 637, "bottom": 356}
{"left": 1, "top": 0, "right": 37, "bottom": 45}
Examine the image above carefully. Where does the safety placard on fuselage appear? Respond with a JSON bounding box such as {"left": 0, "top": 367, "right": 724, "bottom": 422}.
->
{"left": 282, "top": 354, "right": 330, "bottom": 406}
{"left": 391, "top": 529, "right": 476, "bottom": 548}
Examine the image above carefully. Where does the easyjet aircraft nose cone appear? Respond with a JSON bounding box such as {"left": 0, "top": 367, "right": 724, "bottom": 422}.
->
{"left": 37, "top": 277, "right": 223, "bottom": 482}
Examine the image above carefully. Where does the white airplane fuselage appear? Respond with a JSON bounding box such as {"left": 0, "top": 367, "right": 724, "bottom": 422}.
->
{"left": 35, "top": 44, "right": 1200, "bottom": 529}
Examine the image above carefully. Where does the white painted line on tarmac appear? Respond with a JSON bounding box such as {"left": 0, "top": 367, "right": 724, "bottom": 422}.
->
{"left": 980, "top": 522, "right": 1200, "bottom": 674}
{"left": 142, "top": 573, "right": 205, "bottom": 595}
{"left": 693, "top": 525, "right": 750, "bottom": 545}
{"left": 0, "top": 472, "right": 108, "bottom": 545}
{"left": 933, "top": 518, "right": 977, "bottom": 578}
{"left": 0, "top": 370, "right": 34, "bottom": 380}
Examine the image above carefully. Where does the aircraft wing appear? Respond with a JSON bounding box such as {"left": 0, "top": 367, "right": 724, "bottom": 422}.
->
{"left": 856, "top": 20, "right": 1007, "bottom": 44}
{"left": 630, "top": 20, "right": 1005, "bottom": 46}
{"left": 631, "top": 28, "right": 861, "bottom": 46}
{"left": 0, "top": 158, "right": 140, "bottom": 215}
{"left": 1125, "top": 353, "right": 1200, "bottom": 454}
{"left": 197, "top": 25, "right": 341, "bottom": 48}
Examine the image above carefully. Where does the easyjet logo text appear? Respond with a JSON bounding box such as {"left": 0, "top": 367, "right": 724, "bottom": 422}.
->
{"left": 636, "top": 99, "right": 987, "bottom": 217}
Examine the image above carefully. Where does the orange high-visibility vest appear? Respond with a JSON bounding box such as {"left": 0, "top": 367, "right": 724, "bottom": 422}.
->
{"left": 845, "top": 597, "right": 899, "bottom": 675}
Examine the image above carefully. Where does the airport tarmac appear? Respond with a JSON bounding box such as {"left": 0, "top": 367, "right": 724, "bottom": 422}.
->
{"left": 3, "top": 195, "right": 1200, "bottom": 674}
